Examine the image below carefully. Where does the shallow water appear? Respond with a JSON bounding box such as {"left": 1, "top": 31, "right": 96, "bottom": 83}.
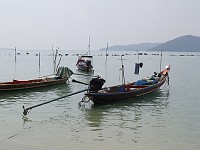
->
{"left": 0, "top": 50, "right": 200, "bottom": 150}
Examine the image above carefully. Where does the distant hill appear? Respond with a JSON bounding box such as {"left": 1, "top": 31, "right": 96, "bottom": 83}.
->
{"left": 99, "top": 35, "right": 200, "bottom": 52}
{"left": 148, "top": 35, "right": 200, "bottom": 52}
{"left": 99, "top": 43, "right": 160, "bottom": 51}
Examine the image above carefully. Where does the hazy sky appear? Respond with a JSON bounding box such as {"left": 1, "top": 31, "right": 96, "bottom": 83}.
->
{"left": 1, "top": 0, "right": 200, "bottom": 50}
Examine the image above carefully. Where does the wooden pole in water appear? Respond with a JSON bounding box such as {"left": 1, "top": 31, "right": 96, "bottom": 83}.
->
{"left": 121, "top": 55, "right": 125, "bottom": 84}
{"left": 39, "top": 52, "right": 41, "bottom": 68}
{"left": 15, "top": 47, "right": 17, "bottom": 63}
{"left": 38, "top": 52, "right": 41, "bottom": 74}
{"left": 88, "top": 36, "right": 90, "bottom": 56}
{"left": 136, "top": 50, "right": 139, "bottom": 60}
{"left": 160, "top": 49, "right": 163, "bottom": 72}
{"left": 52, "top": 45, "right": 55, "bottom": 74}
{"left": 105, "top": 42, "right": 108, "bottom": 65}
{"left": 14, "top": 47, "right": 17, "bottom": 78}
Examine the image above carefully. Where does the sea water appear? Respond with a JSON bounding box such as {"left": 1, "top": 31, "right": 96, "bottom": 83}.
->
{"left": 0, "top": 49, "right": 200, "bottom": 150}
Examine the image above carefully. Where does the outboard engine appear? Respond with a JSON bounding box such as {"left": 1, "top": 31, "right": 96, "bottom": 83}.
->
{"left": 89, "top": 76, "right": 105, "bottom": 92}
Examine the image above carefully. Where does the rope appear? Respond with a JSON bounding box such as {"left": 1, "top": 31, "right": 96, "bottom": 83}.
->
{"left": 162, "top": 75, "right": 170, "bottom": 91}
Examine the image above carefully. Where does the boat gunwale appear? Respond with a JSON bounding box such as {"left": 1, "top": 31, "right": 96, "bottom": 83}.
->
{"left": 0, "top": 77, "right": 68, "bottom": 91}
{"left": 86, "top": 75, "right": 167, "bottom": 97}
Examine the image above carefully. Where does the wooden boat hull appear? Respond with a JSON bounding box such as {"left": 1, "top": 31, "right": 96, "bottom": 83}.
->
{"left": 85, "top": 65, "right": 170, "bottom": 104}
{"left": 86, "top": 77, "right": 167, "bottom": 104}
{"left": 0, "top": 78, "right": 68, "bottom": 91}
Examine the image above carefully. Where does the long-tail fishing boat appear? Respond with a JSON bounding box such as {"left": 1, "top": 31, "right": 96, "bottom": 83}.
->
{"left": 76, "top": 36, "right": 93, "bottom": 72}
{"left": 84, "top": 65, "right": 170, "bottom": 104}
{"left": 0, "top": 67, "right": 73, "bottom": 91}
{"left": 76, "top": 55, "right": 93, "bottom": 71}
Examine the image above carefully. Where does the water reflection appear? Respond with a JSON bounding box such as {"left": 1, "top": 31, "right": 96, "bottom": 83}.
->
{"left": 22, "top": 115, "right": 32, "bottom": 125}
{"left": 76, "top": 68, "right": 95, "bottom": 75}
{"left": 83, "top": 89, "right": 169, "bottom": 142}
{"left": 0, "top": 83, "right": 72, "bottom": 109}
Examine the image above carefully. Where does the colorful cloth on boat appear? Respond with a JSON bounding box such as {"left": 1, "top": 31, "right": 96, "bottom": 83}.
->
{"left": 134, "top": 63, "right": 143, "bottom": 75}
{"left": 135, "top": 79, "right": 159, "bottom": 85}
{"left": 134, "top": 63, "right": 140, "bottom": 75}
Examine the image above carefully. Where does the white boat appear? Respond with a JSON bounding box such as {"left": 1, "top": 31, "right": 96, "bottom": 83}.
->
{"left": 76, "top": 55, "right": 93, "bottom": 71}
{"left": 76, "top": 36, "right": 93, "bottom": 72}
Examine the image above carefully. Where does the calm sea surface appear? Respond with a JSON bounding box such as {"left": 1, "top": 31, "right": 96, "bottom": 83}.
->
{"left": 0, "top": 49, "right": 200, "bottom": 150}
